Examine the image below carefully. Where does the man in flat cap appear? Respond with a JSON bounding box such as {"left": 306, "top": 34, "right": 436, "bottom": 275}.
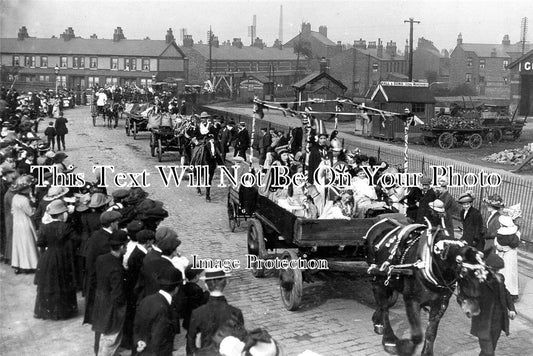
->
{"left": 92, "top": 230, "right": 129, "bottom": 356}
{"left": 187, "top": 268, "right": 245, "bottom": 356}
{"left": 219, "top": 120, "right": 236, "bottom": 163}
{"left": 83, "top": 210, "right": 122, "bottom": 325}
{"left": 415, "top": 177, "right": 437, "bottom": 224}
{"left": 458, "top": 192, "right": 484, "bottom": 249}
{"left": 435, "top": 178, "right": 461, "bottom": 237}
{"left": 134, "top": 267, "right": 182, "bottom": 356}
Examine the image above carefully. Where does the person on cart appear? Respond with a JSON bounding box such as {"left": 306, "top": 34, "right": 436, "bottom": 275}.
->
{"left": 95, "top": 88, "right": 107, "bottom": 118}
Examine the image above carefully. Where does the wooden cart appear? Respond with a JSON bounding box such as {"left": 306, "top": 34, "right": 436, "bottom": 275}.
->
{"left": 234, "top": 191, "right": 383, "bottom": 311}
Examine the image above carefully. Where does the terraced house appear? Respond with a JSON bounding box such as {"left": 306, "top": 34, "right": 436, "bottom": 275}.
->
{"left": 0, "top": 26, "right": 188, "bottom": 91}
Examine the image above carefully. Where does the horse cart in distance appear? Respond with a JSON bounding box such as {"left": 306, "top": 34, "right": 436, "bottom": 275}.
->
{"left": 231, "top": 189, "right": 385, "bottom": 311}
{"left": 148, "top": 113, "right": 183, "bottom": 162}
{"left": 122, "top": 103, "right": 151, "bottom": 139}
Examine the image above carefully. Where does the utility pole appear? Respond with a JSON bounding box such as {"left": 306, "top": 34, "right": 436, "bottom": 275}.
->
{"left": 404, "top": 17, "right": 420, "bottom": 81}
{"left": 208, "top": 26, "right": 213, "bottom": 82}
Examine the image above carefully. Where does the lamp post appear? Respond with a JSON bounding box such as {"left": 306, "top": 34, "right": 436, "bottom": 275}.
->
{"left": 54, "top": 65, "right": 60, "bottom": 94}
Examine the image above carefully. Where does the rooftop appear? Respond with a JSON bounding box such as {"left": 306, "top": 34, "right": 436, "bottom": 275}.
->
{"left": 181, "top": 44, "right": 299, "bottom": 61}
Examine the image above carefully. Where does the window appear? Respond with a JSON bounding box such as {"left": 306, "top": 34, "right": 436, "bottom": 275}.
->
{"left": 124, "top": 58, "right": 130, "bottom": 71}
{"left": 140, "top": 78, "right": 153, "bottom": 87}
{"left": 40, "top": 56, "right": 48, "bottom": 68}
{"left": 503, "top": 77, "right": 509, "bottom": 84}
{"left": 479, "top": 59, "right": 485, "bottom": 69}
{"left": 73, "top": 57, "right": 84, "bottom": 69}
{"left": 88, "top": 76, "right": 100, "bottom": 87}
{"left": 479, "top": 75, "right": 485, "bottom": 84}
{"left": 142, "top": 59, "right": 150, "bottom": 71}
{"left": 131, "top": 59, "right": 137, "bottom": 70}
{"left": 412, "top": 103, "right": 425, "bottom": 113}
{"left": 13, "top": 56, "right": 20, "bottom": 66}
{"left": 503, "top": 60, "right": 509, "bottom": 70}
{"left": 57, "top": 75, "right": 67, "bottom": 88}
{"left": 60, "top": 56, "right": 68, "bottom": 68}
{"left": 106, "top": 77, "right": 118, "bottom": 85}
{"left": 90, "top": 57, "right": 98, "bottom": 69}
{"left": 24, "top": 56, "right": 31, "bottom": 67}
{"left": 466, "top": 73, "right": 472, "bottom": 82}
{"left": 372, "top": 63, "right": 379, "bottom": 72}
{"left": 111, "top": 58, "right": 119, "bottom": 70}
{"left": 38, "top": 75, "right": 50, "bottom": 82}
{"left": 30, "top": 56, "right": 36, "bottom": 67}
{"left": 467, "top": 57, "right": 473, "bottom": 66}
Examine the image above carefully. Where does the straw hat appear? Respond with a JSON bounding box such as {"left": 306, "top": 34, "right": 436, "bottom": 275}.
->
{"left": 43, "top": 186, "right": 69, "bottom": 201}
{"left": 497, "top": 215, "right": 518, "bottom": 235}
{"left": 88, "top": 193, "right": 113, "bottom": 208}
{"left": 200, "top": 267, "right": 232, "bottom": 280}
{"left": 457, "top": 192, "right": 474, "bottom": 204}
{"left": 429, "top": 199, "right": 445, "bottom": 213}
{"left": 46, "top": 199, "right": 68, "bottom": 215}
{"left": 483, "top": 194, "right": 505, "bottom": 209}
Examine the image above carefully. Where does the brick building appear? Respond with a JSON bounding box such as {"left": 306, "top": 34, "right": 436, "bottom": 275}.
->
{"left": 329, "top": 38, "right": 409, "bottom": 96}
{"left": 449, "top": 33, "right": 533, "bottom": 98}
{"left": 0, "top": 27, "right": 188, "bottom": 91}
{"left": 508, "top": 50, "right": 533, "bottom": 115}
{"left": 412, "top": 37, "right": 449, "bottom": 83}
{"left": 284, "top": 23, "right": 342, "bottom": 60}
{"left": 180, "top": 35, "right": 308, "bottom": 98}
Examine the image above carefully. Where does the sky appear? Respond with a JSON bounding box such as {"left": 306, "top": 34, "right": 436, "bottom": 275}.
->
{"left": 0, "top": 0, "right": 531, "bottom": 53}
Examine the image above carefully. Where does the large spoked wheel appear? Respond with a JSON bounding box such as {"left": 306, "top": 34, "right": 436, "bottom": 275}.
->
{"left": 438, "top": 132, "right": 454, "bottom": 149}
{"left": 468, "top": 133, "right": 482, "bottom": 149}
{"left": 125, "top": 118, "right": 131, "bottom": 136}
{"left": 247, "top": 218, "right": 266, "bottom": 278}
{"left": 227, "top": 197, "right": 237, "bottom": 232}
{"left": 157, "top": 138, "right": 163, "bottom": 162}
{"left": 133, "top": 121, "right": 137, "bottom": 140}
{"left": 150, "top": 132, "right": 156, "bottom": 157}
{"left": 279, "top": 250, "right": 303, "bottom": 311}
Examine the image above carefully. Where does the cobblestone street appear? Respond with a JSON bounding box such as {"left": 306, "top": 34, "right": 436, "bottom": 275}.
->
{"left": 2, "top": 106, "right": 533, "bottom": 356}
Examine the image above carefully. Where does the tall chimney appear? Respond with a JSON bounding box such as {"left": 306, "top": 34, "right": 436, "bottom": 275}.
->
{"left": 113, "top": 27, "right": 125, "bottom": 42}
{"left": 502, "top": 34, "right": 510, "bottom": 46}
{"left": 17, "top": 26, "right": 29, "bottom": 40}
{"left": 377, "top": 38, "right": 383, "bottom": 58}
{"left": 301, "top": 22, "right": 311, "bottom": 34}
{"left": 166, "top": 28, "right": 175, "bottom": 44}
{"left": 319, "top": 57, "right": 329, "bottom": 73}
{"left": 183, "top": 35, "right": 194, "bottom": 47}
{"left": 457, "top": 33, "right": 463, "bottom": 45}
{"left": 279, "top": 5, "right": 283, "bottom": 45}
{"left": 318, "top": 26, "right": 327, "bottom": 38}
{"left": 404, "top": 39, "right": 409, "bottom": 60}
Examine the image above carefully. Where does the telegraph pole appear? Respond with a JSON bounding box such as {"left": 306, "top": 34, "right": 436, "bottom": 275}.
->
{"left": 208, "top": 26, "right": 213, "bottom": 82}
{"left": 404, "top": 17, "right": 420, "bottom": 81}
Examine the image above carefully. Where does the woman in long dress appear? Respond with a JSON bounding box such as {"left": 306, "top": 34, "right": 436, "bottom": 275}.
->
{"left": 494, "top": 215, "right": 520, "bottom": 300}
{"left": 34, "top": 199, "right": 78, "bottom": 319}
{"left": 10, "top": 176, "right": 39, "bottom": 273}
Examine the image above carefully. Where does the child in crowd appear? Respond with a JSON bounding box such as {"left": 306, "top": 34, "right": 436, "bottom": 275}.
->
{"left": 44, "top": 122, "right": 56, "bottom": 151}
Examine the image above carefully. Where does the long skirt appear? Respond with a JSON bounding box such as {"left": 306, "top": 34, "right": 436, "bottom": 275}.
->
{"left": 11, "top": 194, "right": 39, "bottom": 270}
{"left": 497, "top": 247, "right": 519, "bottom": 296}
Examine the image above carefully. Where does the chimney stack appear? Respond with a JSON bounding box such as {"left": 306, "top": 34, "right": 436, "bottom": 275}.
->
{"left": 502, "top": 34, "right": 510, "bottom": 46}
{"left": 90, "top": 33, "right": 98, "bottom": 39}
{"left": 113, "top": 27, "right": 125, "bottom": 42}
{"left": 166, "top": 28, "right": 175, "bottom": 44}
{"left": 386, "top": 41, "right": 397, "bottom": 57}
{"left": 253, "top": 37, "right": 264, "bottom": 49}
{"left": 404, "top": 39, "right": 409, "bottom": 60}
{"left": 301, "top": 22, "right": 311, "bottom": 34}
{"left": 17, "top": 26, "right": 29, "bottom": 40}
{"left": 377, "top": 38, "right": 383, "bottom": 58}
{"left": 232, "top": 38, "right": 243, "bottom": 49}
{"left": 354, "top": 38, "right": 367, "bottom": 49}
{"left": 212, "top": 36, "right": 220, "bottom": 48}
{"left": 183, "top": 35, "right": 194, "bottom": 47}
{"left": 318, "top": 25, "right": 327, "bottom": 38}
{"left": 368, "top": 41, "right": 376, "bottom": 49}
{"left": 273, "top": 39, "right": 282, "bottom": 50}
{"left": 60, "top": 27, "right": 75, "bottom": 41}
{"left": 457, "top": 33, "right": 463, "bottom": 45}
{"left": 319, "top": 57, "right": 329, "bottom": 73}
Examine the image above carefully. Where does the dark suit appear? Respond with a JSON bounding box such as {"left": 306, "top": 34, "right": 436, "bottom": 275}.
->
{"left": 416, "top": 188, "right": 437, "bottom": 224}
{"left": 187, "top": 295, "right": 245, "bottom": 355}
{"left": 404, "top": 187, "right": 422, "bottom": 222}
{"left": 92, "top": 253, "right": 126, "bottom": 334}
{"left": 142, "top": 248, "right": 162, "bottom": 265}
{"left": 135, "top": 256, "right": 179, "bottom": 303}
{"left": 54, "top": 116, "right": 68, "bottom": 150}
{"left": 461, "top": 207, "right": 484, "bottom": 249}
{"left": 123, "top": 246, "right": 147, "bottom": 349}
{"left": 219, "top": 127, "right": 235, "bottom": 160}
{"left": 483, "top": 212, "right": 501, "bottom": 251}
{"left": 437, "top": 190, "right": 461, "bottom": 237}
{"left": 233, "top": 128, "right": 250, "bottom": 159}
{"left": 259, "top": 133, "right": 271, "bottom": 166}
{"left": 134, "top": 293, "right": 176, "bottom": 356}
{"left": 180, "top": 283, "right": 210, "bottom": 330}
{"left": 84, "top": 228, "right": 112, "bottom": 324}
{"left": 470, "top": 274, "right": 515, "bottom": 356}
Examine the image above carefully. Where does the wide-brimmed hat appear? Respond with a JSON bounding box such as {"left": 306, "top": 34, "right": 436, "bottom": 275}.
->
{"left": 275, "top": 145, "right": 289, "bottom": 155}
{"left": 429, "top": 199, "right": 445, "bottom": 213}
{"left": 497, "top": 215, "right": 518, "bottom": 235}
{"left": 88, "top": 193, "right": 113, "bottom": 208}
{"left": 457, "top": 192, "right": 474, "bottom": 204}
{"left": 137, "top": 199, "right": 168, "bottom": 220}
{"left": 46, "top": 199, "right": 68, "bottom": 215}
{"left": 9, "top": 175, "right": 34, "bottom": 193}
{"left": 37, "top": 143, "right": 50, "bottom": 152}
{"left": 43, "top": 186, "right": 69, "bottom": 201}
{"left": 200, "top": 267, "right": 232, "bottom": 280}
{"left": 53, "top": 152, "right": 68, "bottom": 163}
{"left": 75, "top": 193, "right": 91, "bottom": 212}
{"left": 199, "top": 111, "right": 211, "bottom": 119}
{"left": 157, "top": 266, "right": 182, "bottom": 287}
{"left": 109, "top": 230, "right": 129, "bottom": 246}
{"left": 483, "top": 194, "right": 505, "bottom": 209}
{"left": 124, "top": 187, "right": 149, "bottom": 205}
{"left": 45, "top": 151, "right": 56, "bottom": 159}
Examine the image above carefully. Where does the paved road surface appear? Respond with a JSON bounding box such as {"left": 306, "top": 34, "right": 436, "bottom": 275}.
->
{"left": 1, "top": 106, "right": 533, "bottom": 356}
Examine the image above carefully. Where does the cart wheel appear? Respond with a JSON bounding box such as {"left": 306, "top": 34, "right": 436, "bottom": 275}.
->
{"left": 279, "top": 250, "right": 303, "bottom": 311}
{"left": 133, "top": 122, "right": 137, "bottom": 140}
{"left": 227, "top": 198, "right": 237, "bottom": 232}
{"left": 468, "top": 133, "right": 482, "bottom": 149}
{"left": 247, "top": 218, "right": 266, "bottom": 278}
{"left": 438, "top": 132, "right": 454, "bottom": 149}
{"left": 493, "top": 129, "right": 503, "bottom": 143}
{"left": 150, "top": 133, "right": 155, "bottom": 157}
{"left": 125, "top": 119, "right": 130, "bottom": 136}
{"left": 157, "top": 139, "right": 163, "bottom": 162}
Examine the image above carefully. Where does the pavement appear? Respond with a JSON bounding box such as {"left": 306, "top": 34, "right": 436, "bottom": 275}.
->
{"left": 1, "top": 106, "right": 533, "bottom": 356}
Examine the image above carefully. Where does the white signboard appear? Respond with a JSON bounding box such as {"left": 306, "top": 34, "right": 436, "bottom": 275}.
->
{"left": 380, "top": 81, "right": 429, "bottom": 88}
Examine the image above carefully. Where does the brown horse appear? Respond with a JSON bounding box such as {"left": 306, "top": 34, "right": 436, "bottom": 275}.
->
{"left": 366, "top": 218, "right": 488, "bottom": 356}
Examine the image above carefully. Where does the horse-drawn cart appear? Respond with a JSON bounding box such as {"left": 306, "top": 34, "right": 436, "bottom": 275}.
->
{"left": 228, "top": 186, "right": 383, "bottom": 310}
{"left": 122, "top": 103, "right": 150, "bottom": 139}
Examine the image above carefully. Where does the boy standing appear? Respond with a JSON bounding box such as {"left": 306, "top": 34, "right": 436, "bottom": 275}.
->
{"left": 44, "top": 122, "right": 56, "bottom": 151}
